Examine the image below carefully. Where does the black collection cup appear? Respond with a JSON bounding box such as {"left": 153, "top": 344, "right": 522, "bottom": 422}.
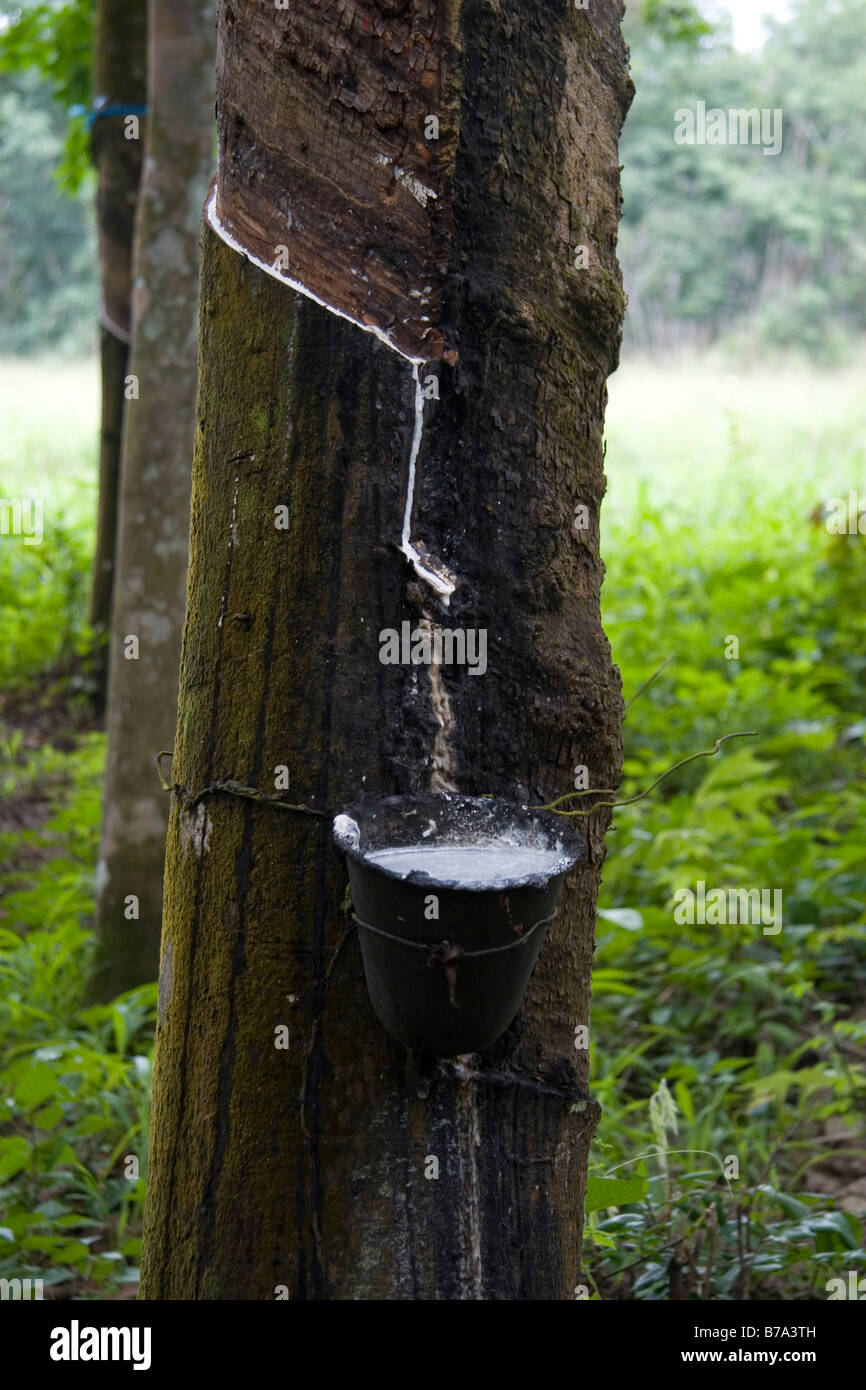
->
{"left": 333, "top": 793, "right": 585, "bottom": 1056}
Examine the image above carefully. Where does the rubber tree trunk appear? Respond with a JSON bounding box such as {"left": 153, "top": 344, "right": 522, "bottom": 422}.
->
{"left": 88, "top": 0, "right": 148, "bottom": 709}
{"left": 141, "top": 0, "right": 632, "bottom": 1300}
{"left": 91, "top": 0, "right": 216, "bottom": 1002}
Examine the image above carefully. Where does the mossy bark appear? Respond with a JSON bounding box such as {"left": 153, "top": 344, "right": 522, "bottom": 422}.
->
{"left": 88, "top": 0, "right": 148, "bottom": 705}
{"left": 91, "top": 0, "right": 216, "bottom": 1002}
{"left": 141, "top": 0, "right": 632, "bottom": 1300}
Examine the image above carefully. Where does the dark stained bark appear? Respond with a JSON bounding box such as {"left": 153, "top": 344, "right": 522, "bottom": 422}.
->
{"left": 88, "top": 0, "right": 148, "bottom": 705}
{"left": 141, "top": 0, "right": 632, "bottom": 1300}
{"left": 214, "top": 0, "right": 458, "bottom": 360}
{"left": 91, "top": 0, "right": 216, "bottom": 1002}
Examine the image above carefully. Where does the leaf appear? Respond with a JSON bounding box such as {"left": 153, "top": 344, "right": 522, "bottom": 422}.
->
{"left": 808, "top": 1212, "right": 861, "bottom": 1250}
{"left": 585, "top": 1175, "right": 649, "bottom": 1213}
{"left": 586, "top": 1229, "right": 619, "bottom": 1250}
{"left": 590, "top": 969, "right": 639, "bottom": 997}
{"left": 597, "top": 908, "right": 644, "bottom": 931}
{"left": 34, "top": 1199, "right": 71, "bottom": 1219}
{"left": 0, "top": 1137, "right": 32, "bottom": 1181}
{"left": 14, "top": 1061, "right": 59, "bottom": 1109}
{"left": 33, "top": 1103, "right": 64, "bottom": 1130}
{"left": 760, "top": 1186, "right": 810, "bottom": 1219}
{"left": 53, "top": 1240, "right": 91, "bottom": 1264}
{"left": 673, "top": 1079, "right": 695, "bottom": 1124}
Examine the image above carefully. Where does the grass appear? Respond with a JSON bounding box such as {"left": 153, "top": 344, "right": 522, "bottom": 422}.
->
{"left": 0, "top": 733, "right": 151, "bottom": 1296}
{"left": 589, "top": 349, "right": 866, "bottom": 1299}
{"left": 1, "top": 355, "right": 149, "bottom": 1297}
{"left": 605, "top": 349, "right": 866, "bottom": 513}
{"left": 0, "top": 355, "right": 98, "bottom": 688}
{"left": 0, "top": 356, "right": 98, "bottom": 508}
{"left": 0, "top": 350, "right": 864, "bottom": 1299}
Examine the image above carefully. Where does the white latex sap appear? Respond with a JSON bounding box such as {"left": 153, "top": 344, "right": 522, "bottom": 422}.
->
{"left": 366, "top": 843, "right": 565, "bottom": 887}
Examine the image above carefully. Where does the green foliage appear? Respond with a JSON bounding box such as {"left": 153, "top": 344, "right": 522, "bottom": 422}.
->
{"left": 0, "top": 501, "right": 94, "bottom": 688}
{"left": 0, "top": 0, "right": 97, "bottom": 353}
{"left": 3, "top": 356, "right": 865, "bottom": 1299}
{"left": 0, "top": 72, "right": 97, "bottom": 354}
{"left": 586, "top": 1174, "right": 650, "bottom": 1214}
{"left": 621, "top": 0, "right": 866, "bottom": 358}
{"left": 3, "top": 0, "right": 864, "bottom": 362}
{"left": 0, "top": 0, "right": 94, "bottom": 193}
{"left": 582, "top": 358, "right": 866, "bottom": 1299}
{"left": 0, "top": 367, "right": 144, "bottom": 1298}
{"left": 0, "top": 358, "right": 97, "bottom": 686}
{"left": 0, "top": 734, "right": 154, "bottom": 1297}
{"left": 639, "top": 0, "right": 712, "bottom": 46}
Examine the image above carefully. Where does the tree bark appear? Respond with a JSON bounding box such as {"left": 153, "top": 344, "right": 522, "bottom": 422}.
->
{"left": 141, "top": 0, "right": 632, "bottom": 1300}
{"left": 88, "top": 0, "right": 148, "bottom": 708}
{"left": 91, "top": 0, "right": 216, "bottom": 1001}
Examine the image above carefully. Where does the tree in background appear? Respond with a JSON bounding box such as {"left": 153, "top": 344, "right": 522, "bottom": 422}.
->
{"left": 6, "top": 0, "right": 863, "bottom": 367}
{"left": 91, "top": 0, "right": 216, "bottom": 1000}
{"left": 620, "top": 0, "right": 866, "bottom": 358}
{"left": 0, "top": 0, "right": 144, "bottom": 695}
{"left": 141, "top": 0, "right": 632, "bottom": 1300}
{"left": 86, "top": 0, "right": 147, "bottom": 705}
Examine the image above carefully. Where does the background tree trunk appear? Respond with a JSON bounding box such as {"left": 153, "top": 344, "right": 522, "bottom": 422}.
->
{"left": 88, "top": 0, "right": 148, "bottom": 708}
{"left": 141, "top": 0, "right": 632, "bottom": 1300}
{"left": 91, "top": 0, "right": 216, "bottom": 1001}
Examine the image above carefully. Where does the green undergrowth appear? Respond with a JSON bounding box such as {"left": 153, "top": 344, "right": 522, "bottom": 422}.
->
{"left": 0, "top": 358, "right": 148, "bottom": 1299}
{"left": 584, "top": 368, "right": 866, "bottom": 1299}
{"left": 1, "top": 355, "right": 864, "bottom": 1299}
{"left": 0, "top": 732, "right": 153, "bottom": 1298}
{"left": 0, "top": 357, "right": 97, "bottom": 690}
